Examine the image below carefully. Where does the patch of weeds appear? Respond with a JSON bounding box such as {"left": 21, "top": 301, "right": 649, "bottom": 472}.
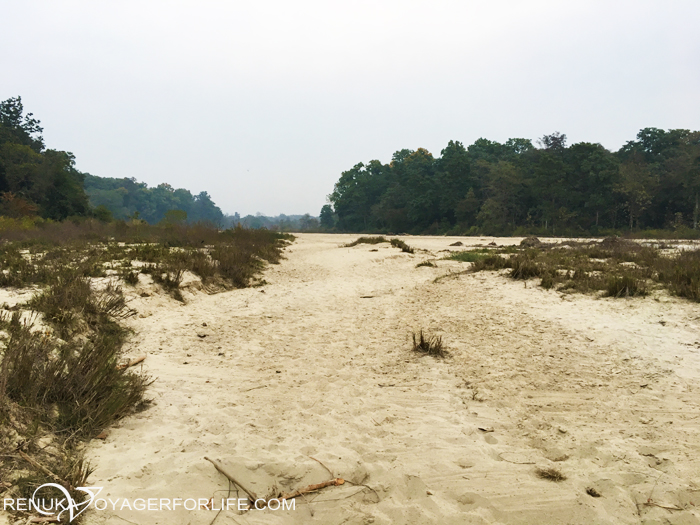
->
{"left": 411, "top": 330, "right": 446, "bottom": 358}
{"left": 416, "top": 260, "right": 436, "bottom": 268}
{"left": 471, "top": 254, "right": 510, "bottom": 272}
{"left": 605, "top": 275, "right": 647, "bottom": 297}
{"left": 390, "top": 238, "right": 414, "bottom": 253}
{"left": 509, "top": 255, "right": 541, "bottom": 279}
{"left": 535, "top": 467, "right": 567, "bottom": 482}
{"left": 121, "top": 269, "right": 140, "bottom": 285}
{"left": 345, "top": 236, "right": 387, "bottom": 247}
{"left": 446, "top": 251, "right": 489, "bottom": 263}
{"left": 540, "top": 270, "right": 555, "bottom": 289}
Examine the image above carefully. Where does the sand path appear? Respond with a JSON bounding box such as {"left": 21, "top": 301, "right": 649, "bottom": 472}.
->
{"left": 84, "top": 234, "right": 700, "bottom": 525}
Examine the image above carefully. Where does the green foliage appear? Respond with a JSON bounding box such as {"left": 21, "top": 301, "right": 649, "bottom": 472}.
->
{"left": 327, "top": 128, "right": 700, "bottom": 235}
{"left": 446, "top": 250, "right": 489, "bottom": 263}
{"left": 319, "top": 204, "right": 335, "bottom": 229}
{"left": 0, "top": 98, "right": 91, "bottom": 221}
{"left": 84, "top": 175, "right": 224, "bottom": 225}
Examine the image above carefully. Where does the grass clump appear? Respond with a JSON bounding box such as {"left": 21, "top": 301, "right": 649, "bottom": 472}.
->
{"left": 446, "top": 251, "right": 489, "bottom": 263}
{"left": 605, "top": 275, "right": 647, "bottom": 297}
{"left": 416, "top": 260, "right": 436, "bottom": 268}
{"left": 390, "top": 238, "right": 414, "bottom": 253}
{"left": 535, "top": 467, "right": 567, "bottom": 482}
{"left": 345, "top": 236, "right": 387, "bottom": 247}
{"left": 345, "top": 236, "right": 414, "bottom": 254}
{"left": 411, "top": 330, "right": 446, "bottom": 358}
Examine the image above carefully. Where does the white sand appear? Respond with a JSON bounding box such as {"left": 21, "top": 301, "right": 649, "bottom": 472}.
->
{"left": 17, "top": 233, "right": 700, "bottom": 524}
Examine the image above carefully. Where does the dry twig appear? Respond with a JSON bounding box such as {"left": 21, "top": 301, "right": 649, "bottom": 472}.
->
{"left": 204, "top": 456, "right": 258, "bottom": 502}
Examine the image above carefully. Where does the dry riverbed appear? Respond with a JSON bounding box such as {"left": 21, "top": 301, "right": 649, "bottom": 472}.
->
{"left": 27, "top": 233, "right": 700, "bottom": 524}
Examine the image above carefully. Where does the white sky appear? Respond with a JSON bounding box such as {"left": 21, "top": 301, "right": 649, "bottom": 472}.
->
{"left": 2, "top": 1, "right": 699, "bottom": 216}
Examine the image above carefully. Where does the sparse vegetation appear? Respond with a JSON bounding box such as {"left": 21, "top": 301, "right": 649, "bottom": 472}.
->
{"left": 445, "top": 251, "right": 489, "bottom": 263}
{"left": 411, "top": 330, "right": 446, "bottom": 357}
{"left": 416, "top": 260, "right": 436, "bottom": 268}
{"left": 0, "top": 220, "right": 292, "bottom": 518}
{"left": 344, "top": 236, "right": 388, "bottom": 247}
{"left": 450, "top": 238, "right": 700, "bottom": 302}
{"left": 345, "top": 236, "right": 414, "bottom": 253}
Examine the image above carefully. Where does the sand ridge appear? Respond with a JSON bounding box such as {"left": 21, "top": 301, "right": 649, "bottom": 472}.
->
{"left": 75, "top": 233, "right": 700, "bottom": 524}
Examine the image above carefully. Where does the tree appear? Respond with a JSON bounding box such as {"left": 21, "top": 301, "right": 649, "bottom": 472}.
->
{"left": 0, "top": 96, "right": 44, "bottom": 152}
{"left": 538, "top": 132, "right": 567, "bottom": 151}
{"left": 319, "top": 204, "right": 335, "bottom": 229}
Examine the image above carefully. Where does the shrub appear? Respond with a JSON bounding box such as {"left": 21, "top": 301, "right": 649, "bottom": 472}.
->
{"left": 605, "top": 275, "right": 647, "bottom": 297}
{"left": 509, "top": 256, "right": 541, "bottom": 279}
{"left": 447, "top": 251, "right": 488, "bottom": 263}
{"left": 535, "top": 467, "right": 566, "bottom": 482}
{"left": 411, "top": 330, "right": 446, "bottom": 357}
{"left": 344, "top": 236, "right": 388, "bottom": 247}
{"left": 390, "top": 238, "right": 414, "bottom": 253}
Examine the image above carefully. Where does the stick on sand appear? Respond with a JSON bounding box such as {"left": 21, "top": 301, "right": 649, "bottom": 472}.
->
{"left": 117, "top": 356, "right": 146, "bottom": 370}
{"left": 204, "top": 457, "right": 258, "bottom": 501}
{"left": 280, "top": 478, "right": 344, "bottom": 501}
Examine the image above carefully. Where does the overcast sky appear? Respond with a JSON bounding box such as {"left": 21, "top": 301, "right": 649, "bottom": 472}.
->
{"left": 2, "top": 1, "right": 699, "bottom": 216}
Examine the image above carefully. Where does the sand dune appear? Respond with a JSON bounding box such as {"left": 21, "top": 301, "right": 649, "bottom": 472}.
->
{"left": 80, "top": 234, "right": 700, "bottom": 524}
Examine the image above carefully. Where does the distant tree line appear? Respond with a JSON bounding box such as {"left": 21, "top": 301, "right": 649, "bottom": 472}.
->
{"left": 323, "top": 129, "right": 700, "bottom": 236}
{"left": 0, "top": 96, "right": 226, "bottom": 226}
{"left": 224, "top": 213, "right": 319, "bottom": 231}
{"left": 84, "top": 175, "right": 224, "bottom": 225}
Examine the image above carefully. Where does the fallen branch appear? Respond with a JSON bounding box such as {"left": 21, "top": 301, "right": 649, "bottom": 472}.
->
{"left": 204, "top": 457, "right": 258, "bottom": 502}
{"left": 18, "top": 451, "right": 71, "bottom": 490}
{"left": 25, "top": 517, "right": 59, "bottom": 524}
{"left": 280, "top": 478, "right": 344, "bottom": 501}
{"left": 117, "top": 356, "right": 146, "bottom": 370}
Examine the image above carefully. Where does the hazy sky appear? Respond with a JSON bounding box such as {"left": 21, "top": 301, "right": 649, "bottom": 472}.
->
{"left": 2, "top": 1, "right": 699, "bottom": 216}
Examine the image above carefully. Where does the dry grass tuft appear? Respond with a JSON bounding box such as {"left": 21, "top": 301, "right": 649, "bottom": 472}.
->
{"left": 535, "top": 467, "right": 567, "bottom": 482}
{"left": 411, "top": 330, "right": 446, "bottom": 358}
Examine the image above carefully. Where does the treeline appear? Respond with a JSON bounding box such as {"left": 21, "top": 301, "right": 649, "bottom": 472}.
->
{"left": 84, "top": 175, "right": 224, "bottom": 225}
{"left": 0, "top": 96, "right": 226, "bottom": 226}
{"left": 224, "top": 213, "right": 319, "bottom": 231}
{"left": 323, "top": 129, "right": 700, "bottom": 236}
{"left": 0, "top": 96, "right": 90, "bottom": 220}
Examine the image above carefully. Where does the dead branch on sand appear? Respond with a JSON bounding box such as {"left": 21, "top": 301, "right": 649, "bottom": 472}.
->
{"left": 279, "top": 478, "right": 344, "bottom": 501}
{"left": 204, "top": 456, "right": 258, "bottom": 502}
{"left": 117, "top": 355, "right": 146, "bottom": 370}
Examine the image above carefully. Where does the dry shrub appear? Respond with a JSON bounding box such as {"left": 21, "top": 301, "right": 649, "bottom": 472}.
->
{"left": 411, "top": 330, "right": 446, "bottom": 357}
{"left": 605, "top": 274, "right": 647, "bottom": 297}
{"left": 344, "top": 236, "right": 388, "bottom": 247}
{"left": 535, "top": 467, "right": 566, "bottom": 482}
{"left": 390, "top": 238, "right": 414, "bottom": 253}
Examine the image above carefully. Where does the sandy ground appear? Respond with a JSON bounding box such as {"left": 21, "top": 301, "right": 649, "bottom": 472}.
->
{"left": 18, "top": 233, "right": 700, "bottom": 524}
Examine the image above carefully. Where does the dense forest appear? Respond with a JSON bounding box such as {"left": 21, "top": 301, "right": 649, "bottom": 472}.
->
{"left": 0, "top": 96, "right": 226, "bottom": 225}
{"left": 84, "top": 175, "right": 224, "bottom": 225}
{"left": 324, "top": 130, "right": 700, "bottom": 236}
